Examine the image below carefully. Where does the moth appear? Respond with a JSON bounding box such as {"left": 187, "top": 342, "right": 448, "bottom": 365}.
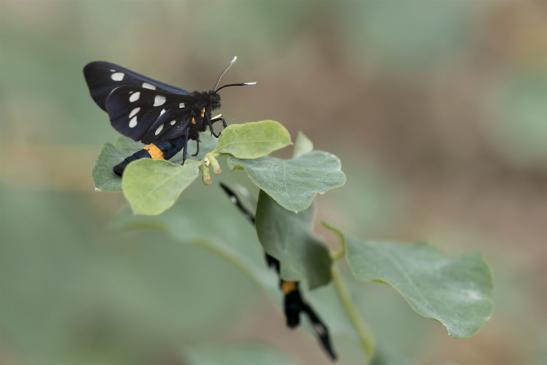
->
{"left": 219, "top": 183, "right": 337, "bottom": 361}
{"left": 83, "top": 57, "right": 255, "bottom": 176}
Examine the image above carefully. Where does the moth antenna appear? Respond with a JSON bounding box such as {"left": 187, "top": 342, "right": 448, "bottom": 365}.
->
{"left": 213, "top": 56, "right": 238, "bottom": 90}
{"left": 215, "top": 81, "right": 257, "bottom": 93}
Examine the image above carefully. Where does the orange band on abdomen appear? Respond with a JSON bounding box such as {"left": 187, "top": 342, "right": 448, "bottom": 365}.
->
{"left": 281, "top": 281, "right": 297, "bottom": 294}
{"left": 143, "top": 144, "right": 164, "bottom": 160}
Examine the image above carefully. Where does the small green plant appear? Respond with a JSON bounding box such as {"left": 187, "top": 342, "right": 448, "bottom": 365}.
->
{"left": 93, "top": 120, "right": 493, "bottom": 363}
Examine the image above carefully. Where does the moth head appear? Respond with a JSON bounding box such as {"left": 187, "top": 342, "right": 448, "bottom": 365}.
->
{"left": 208, "top": 90, "right": 221, "bottom": 110}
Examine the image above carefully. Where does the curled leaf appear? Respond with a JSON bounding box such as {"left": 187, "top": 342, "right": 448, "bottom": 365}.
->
{"left": 293, "top": 131, "right": 314, "bottom": 158}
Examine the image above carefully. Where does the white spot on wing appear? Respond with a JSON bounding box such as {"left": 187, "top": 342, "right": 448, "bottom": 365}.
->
{"left": 159, "top": 109, "right": 166, "bottom": 116}
{"left": 153, "top": 95, "right": 166, "bottom": 106}
{"left": 111, "top": 72, "right": 124, "bottom": 81}
{"left": 142, "top": 82, "right": 156, "bottom": 90}
{"left": 170, "top": 120, "right": 176, "bottom": 126}
{"left": 129, "top": 107, "right": 140, "bottom": 118}
{"left": 179, "top": 103, "right": 185, "bottom": 109}
{"left": 129, "top": 91, "right": 140, "bottom": 102}
{"left": 155, "top": 124, "right": 164, "bottom": 135}
{"left": 129, "top": 116, "right": 138, "bottom": 128}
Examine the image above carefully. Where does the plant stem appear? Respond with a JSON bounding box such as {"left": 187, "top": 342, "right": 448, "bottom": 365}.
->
{"left": 331, "top": 264, "right": 376, "bottom": 359}
{"left": 323, "top": 221, "right": 376, "bottom": 360}
{"left": 323, "top": 221, "right": 347, "bottom": 260}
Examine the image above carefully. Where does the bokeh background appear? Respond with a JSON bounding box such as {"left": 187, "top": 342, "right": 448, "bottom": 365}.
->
{"left": 1, "top": 1, "right": 546, "bottom": 364}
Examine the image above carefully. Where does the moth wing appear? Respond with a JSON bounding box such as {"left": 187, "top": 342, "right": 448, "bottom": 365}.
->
{"left": 105, "top": 86, "right": 194, "bottom": 143}
{"left": 84, "top": 61, "right": 191, "bottom": 111}
{"left": 141, "top": 106, "right": 193, "bottom": 144}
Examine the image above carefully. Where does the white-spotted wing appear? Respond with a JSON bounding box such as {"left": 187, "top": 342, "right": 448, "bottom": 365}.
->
{"left": 83, "top": 61, "right": 191, "bottom": 111}
{"left": 105, "top": 86, "right": 193, "bottom": 143}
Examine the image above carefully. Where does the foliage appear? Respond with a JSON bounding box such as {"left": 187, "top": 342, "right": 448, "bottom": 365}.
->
{"left": 122, "top": 159, "right": 200, "bottom": 215}
{"left": 93, "top": 120, "right": 494, "bottom": 364}
{"left": 255, "top": 191, "right": 332, "bottom": 289}
{"left": 346, "top": 239, "right": 493, "bottom": 337}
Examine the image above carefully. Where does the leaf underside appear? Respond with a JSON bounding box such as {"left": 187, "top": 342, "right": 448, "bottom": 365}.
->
{"left": 228, "top": 150, "right": 346, "bottom": 213}
{"left": 255, "top": 190, "right": 332, "bottom": 289}
{"left": 346, "top": 239, "right": 493, "bottom": 338}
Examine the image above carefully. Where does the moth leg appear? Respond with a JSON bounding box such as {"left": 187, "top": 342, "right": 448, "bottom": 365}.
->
{"left": 180, "top": 132, "right": 189, "bottom": 165}
{"left": 191, "top": 138, "right": 200, "bottom": 157}
{"left": 209, "top": 114, "right": 227, "bottom": 138}
{"left": 209, "top": 120, "right": 221, "bottom": 138}
{"left": 211, "top": 114, "right": 228, "bottom": 128}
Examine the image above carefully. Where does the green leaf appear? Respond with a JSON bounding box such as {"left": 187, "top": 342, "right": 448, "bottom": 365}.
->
{"left": 213, "top": 120, "right": 291, "bottom": 159}
{"left": 113, "top": 187, "right": 424, "bottom": 362}
{"left": 228, "top": 151, "right": 346, "bottom": 213}
{"left": 346, "top": 239, "right": 493, "bottom": 338}
{"left": 92, "top": 137, "right": 142, "bottom": 192}
{"left": 121, "top": 159, "right": 200, "bottom": 215}
{"left": 293, "top": 131, "right": 314, "bottom": 158}
{"left": 255, "top": 190, "right": 332, "bottom": 289}
{"left": 184, "top": 343, "right": 300, "bottom": 365}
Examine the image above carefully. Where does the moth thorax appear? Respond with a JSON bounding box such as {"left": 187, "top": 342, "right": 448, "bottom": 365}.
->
{"left": 191, "top": 90, "right": 221, "bottom": 110}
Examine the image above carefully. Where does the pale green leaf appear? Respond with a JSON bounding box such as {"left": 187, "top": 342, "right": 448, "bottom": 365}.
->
{"left": 293, "top": 131, "right": 314, "bottom": 158}
{"left": 346, "top": 239, "right": 493, "bottom": 338}
{"left": 121, "top": 159, "right": 200, "bottom": 215}
{"left": 92, "top": 137, "right": 142, "bottom": 192}
{"left": 213, "top": 120, "right": 291, "bottom": 159}
{"left": 228, "top": 151, "right": 346, "bottom": 213}
{"left": 255, "top": 191, "right": 332, "bottom": 289}
{"left": 184, "top": 343, "right": 300, "bottom": 365}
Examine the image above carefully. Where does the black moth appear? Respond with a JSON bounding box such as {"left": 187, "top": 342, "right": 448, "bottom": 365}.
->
{"left": 83, "top": 57, "right": 255, "bottom": 176}
{"left": 219, "top": 183, "right": 337, "bottom": 361}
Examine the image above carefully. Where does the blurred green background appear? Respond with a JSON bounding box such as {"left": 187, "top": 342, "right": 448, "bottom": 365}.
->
{"left": 1, "top": 1, "right": 546, "bottom": 364}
